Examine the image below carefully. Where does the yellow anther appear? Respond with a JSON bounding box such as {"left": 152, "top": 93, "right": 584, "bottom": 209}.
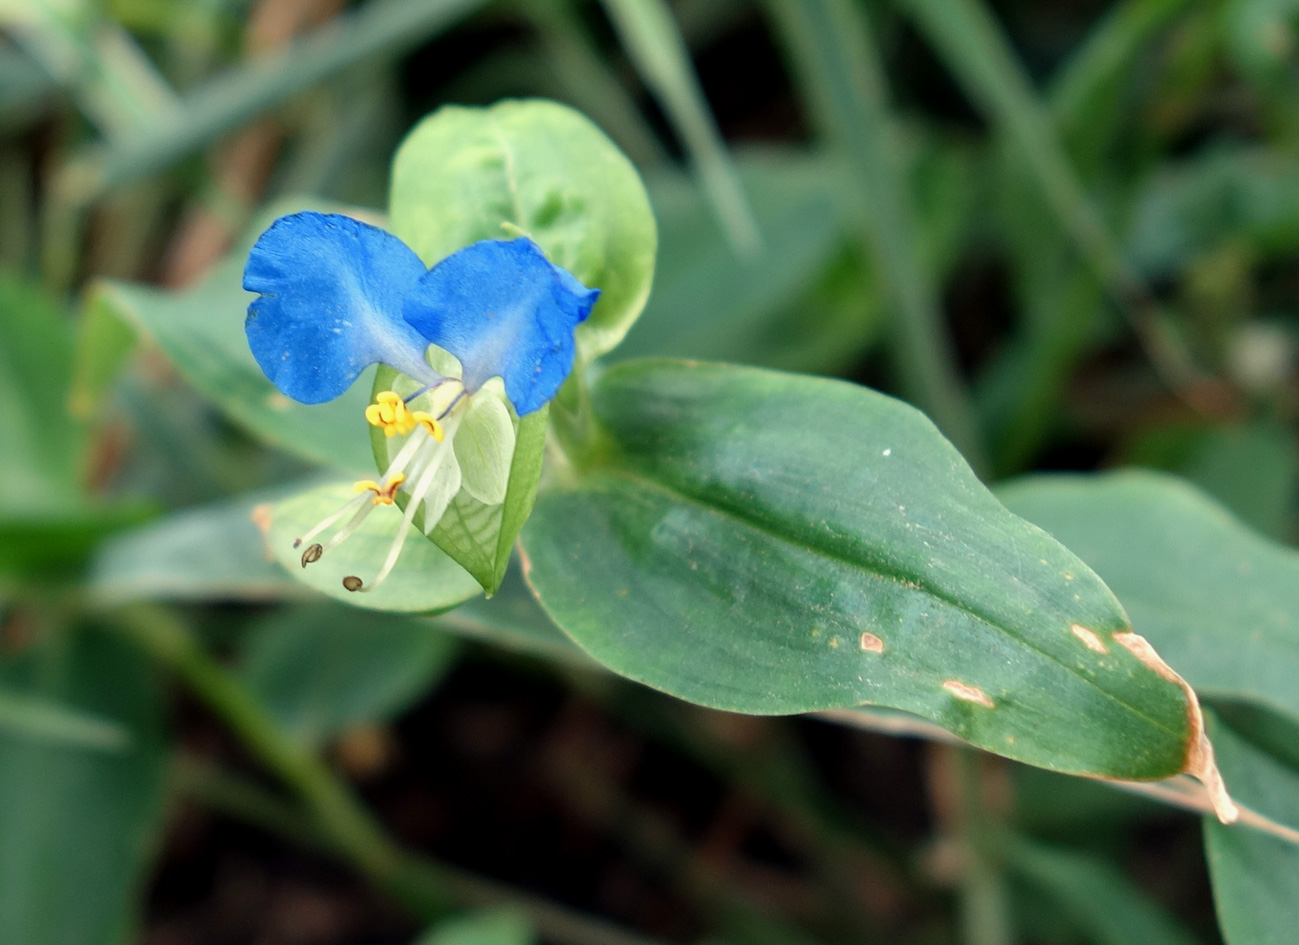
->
{"left": 353, "top": 473, "right": 406, "bottom": 505}
{"left": 365, "top": 391, "right": 418, "bottom": 437}
{"left": 410, "top": 411, "right": 445, "bottom": 442}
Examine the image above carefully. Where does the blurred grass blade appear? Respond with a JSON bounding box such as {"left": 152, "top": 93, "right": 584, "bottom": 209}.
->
{"left": 60, "top": 0, "right": 491, "bottom": 202}
{"left": 1048, "top": 0, "right": 1195, "bottom": 130}
{"left": 0, "top": 628, "right": 167, "bottom": 945}
{"left": 902, "top": 0, "right": 1137, "bottom": 299}
{"left": 763, "top": 0, "right": 983, "bottom": 468}
{"left": 522, "top": 0, "right": 667, "bottom": 168}
{"left": 0, "top": 687, "right": 129, "bottom": 752}
{"left": 601, "top": 0, "right": 761, "bottom": 253}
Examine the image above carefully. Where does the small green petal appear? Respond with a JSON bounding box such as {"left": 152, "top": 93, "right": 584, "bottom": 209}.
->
{"left": 454, "top": 391, "right": 516, "bottom": 506}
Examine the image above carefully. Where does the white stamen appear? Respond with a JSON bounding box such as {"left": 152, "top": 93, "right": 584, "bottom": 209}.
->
{"left": 296, "top": 491, "right": 369, "bottom": 548}
{"left": 299, "top": 424, "right": 436, "bottom": 562}
{"left": 360, "top": 437, "right": 452, "bottom": 591}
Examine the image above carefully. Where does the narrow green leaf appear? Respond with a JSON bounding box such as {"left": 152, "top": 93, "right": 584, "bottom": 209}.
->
{"left": 902, "top": 0, "right": 1136, "bottom": 299}
{"left": 522, "top": 360, "right": 1197, "bottom": 780}
{"left": 0, "top": 687, "right": 129, "bottom": 752}
{"left": 388, "top": 99, "right": 657, "bottom": 361}
{"left": 0, "top": 627, "right": 167, "bottom": 945}
{"left": 763, "top": 0, "right": 983, "bottom": 467}
{"left": 89, "top": 198, "right": 382, "bottom": 474}
{"left": 240, "top": 602, "right": 459, "bottom": 747}
{"left": 601, "top": 0, "right": 760, "bottom": 253}
{"left": 267, "top": 481, "right": 482, "bottom": 613}
{"left": 998, "top": 471, "right": 1299, "bottom": 726}
{"left": 0, "top": 274, "right": 86, "bottom": 511}
{"left": 415, "top": 908, "right": 534, "bottom": 945}
{"left": 68, "top": 292, "right": 136, "bottom": 421}
{"left": 62, "top": 0, "right": 492, "bottom": 200}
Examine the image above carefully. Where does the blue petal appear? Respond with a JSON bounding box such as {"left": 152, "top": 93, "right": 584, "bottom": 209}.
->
{"left": 243, "top": 212, "right": 441, "bottom": 404}
{"left": 401, "top": 238, "right": 600, "bottom": 415}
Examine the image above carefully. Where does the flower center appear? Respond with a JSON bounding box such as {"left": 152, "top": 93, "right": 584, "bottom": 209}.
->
{"left": 365, "top": 390, "right": 446, "bottom": 441}
{"left": 293, "top": 383, "right": 472, "bottom": 593}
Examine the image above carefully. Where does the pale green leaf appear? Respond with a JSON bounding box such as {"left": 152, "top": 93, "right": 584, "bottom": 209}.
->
{"left": 388, "top": 99, "right": 657, "bottom": 361}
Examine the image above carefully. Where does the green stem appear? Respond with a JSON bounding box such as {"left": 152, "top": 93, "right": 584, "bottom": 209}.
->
{"left": 115, "top": 603, "right": 665, "bottom": 945}
{"left": 931, "top": 746, "right": 1014, "bottom": 945}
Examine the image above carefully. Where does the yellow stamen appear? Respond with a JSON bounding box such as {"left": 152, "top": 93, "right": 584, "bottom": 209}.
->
{"left": 353, "top": 473, "right": 406, "bottom": 505}
{"left": 410, "top": 411, "right": 445, "bottom": 442}
{"left": 365, "top": 390, "right": 418, "bottom": 437}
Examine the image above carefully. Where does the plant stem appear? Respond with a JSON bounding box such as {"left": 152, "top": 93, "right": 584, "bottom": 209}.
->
{"left": 928, "top": 745, "right": 1015, "bottom": 945}
{"left": 115, "top": 603, "right": 666, "bottom": 945}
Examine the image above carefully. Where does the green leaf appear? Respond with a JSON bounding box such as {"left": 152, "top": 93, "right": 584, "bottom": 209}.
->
{"left": 1003, "top": 835, "right": 1202, "bottom": 945}
{"left": 372, "top": 366, "right": 550, "bottom": 596}
{"left": 240, "top": 602, "right": 459, "bottom": 747}
{"left": 87, "top": 485, "right": 302, "bottom": 603}
{"left": 1127, "top": 146, "right": 1299, "bottom": 275}
{"left": 997, "top": 470, "right": 1299, "bottom": 727}
{"left": 615, "top": 149, "right": 873, "bottom": 371}
{"left": 437, "top": 561, "right": 585, "bottom": 664}
{"left": 267, "top": 480, "right": 482, "bottom": 613}
{"left": 0, "top": 626, "right": 167, "bottom": 945}
{"left": 0, "top": 274, "right": 82, "bottom": 509}
{"left": 388, "top": 99, "right": 657, "bottom": 361}
{"left": 1203, "top": 711, "right": 1299, "bottom": 945}
{"left": 0, "top": 687, "right": 129, "bottom": 752}
{"left": 521, "top": 360, "right": 1197, "bottom": 780}
{"left": 415, "top": 908, "right": 534, "bottom": 945}
{"left": 0, "top": 505, "right": 156, "bottom": 584}
{"left": 88, "top": 198, "right": 383, "bottom": 474}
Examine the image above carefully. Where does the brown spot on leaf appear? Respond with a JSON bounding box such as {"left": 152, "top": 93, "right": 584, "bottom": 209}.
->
{"left": 1071, "top": 624, "right": 1108, "bottom": 654}
{"left": 943, "top": 680, "right": 994, "bottom": 708}
{"left": 1112, "top": 631, "right": 1239, "bottom": 824}
{"left": 859, "top": 632, "right": 885, "bottom": 654}
{"left": 1113, "top": 632, "right": 1179, "bottom": 682}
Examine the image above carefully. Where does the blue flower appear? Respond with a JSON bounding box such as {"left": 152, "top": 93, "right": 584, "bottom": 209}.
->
{"left": 243, "top": 211, "right": 600, "bottom": 591}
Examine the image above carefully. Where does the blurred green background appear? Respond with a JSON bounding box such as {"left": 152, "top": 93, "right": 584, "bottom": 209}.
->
{"left": 2, "top": 0, "right": 1298, "bottom": 943}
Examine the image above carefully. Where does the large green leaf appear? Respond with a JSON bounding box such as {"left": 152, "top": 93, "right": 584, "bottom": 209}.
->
{"left": 266, "top": 481, "right": 482, "bottom": 613}
{"left": 87, "top": 199, "right": 382, "bottom": 474}
{"left": 1203, "top": 711, "right": 1299, "bottom": 945}
{"left": 388, "top": 99, "right": 657, "bottom": 361}
{"left": 997, "top": 471, "right": 1299, "bottom": 726}
{"left": 0, "top": 626, "right": 167, "bottom": 945}
{"left": 521, "top": 360, "right": 1199, "bottom": 780}
{"left": 240, "top": 602, "right": 460, "bottom": 747}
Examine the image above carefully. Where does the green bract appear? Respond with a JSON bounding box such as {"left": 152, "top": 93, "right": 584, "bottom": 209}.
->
{"left": 389, "top": 99, "right": 658, "bottom": 362}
